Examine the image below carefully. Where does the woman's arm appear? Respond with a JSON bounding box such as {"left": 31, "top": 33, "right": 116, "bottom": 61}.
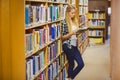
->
{"left": 61, "top": 20, "right": 78, "bottom": 41}
{"left": 61, "top": 32, "right": 72, "bottom": 41}
{"left": 61, "top": 29, "right": 78, "bottom": 41}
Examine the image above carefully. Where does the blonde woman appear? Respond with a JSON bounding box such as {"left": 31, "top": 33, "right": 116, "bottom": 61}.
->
{"left": 61, "top": 5, "right": 84, "bottom": 80}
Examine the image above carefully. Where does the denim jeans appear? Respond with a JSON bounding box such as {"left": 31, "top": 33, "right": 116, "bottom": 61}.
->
{"left": 62, "top": 43, "right": 84, "bottom": 79}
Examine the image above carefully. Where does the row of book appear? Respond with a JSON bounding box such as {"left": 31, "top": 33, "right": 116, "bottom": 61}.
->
{"left": 40, "top": 54, "right": 66, "bottom": 80}
{"left": 89, "top": 38, "right": 103, "bottom": 46}
{"left": 26, "top": 51, "right": 45, "bottom": 80}
{"left": 38, "top": 71, "right": 46, "bottom": 80}
{"left": 47, "top": 40, "right": 61, "bottom": 63}
{"left": 79, "top": 6, "right": 88, "bottom": 15}
{"left": 56, "top": 67, "right": 67, "bottom": 80}
{"left": 88, "top": 12, "right": 106, "bottom": 19}
{"left": 48, "top": 0, "right": 69, "bottom": 3}
{"left": 48, "top": 53, "right": 66, "bottom": 80}
{"left": 89, "top": 30, "right": 103, "bottom": 37}
{"left": 26, "top": 50, "right": 67, "bottom": 80}
{"left": 79, "top": 0, "right": 88, "bottom": 5}
{"left": 25, "top": 27, "right": 47, "bottom": 54}
{"left": 88, "top": 20, "right": 105, "bottom": 26}
{"left": 72, "top": 0, "right": 88, "bottom": 5}
{"left": 48, "top": 23, "right": 61, "bottom": 41}
{"left": 38, "top": 67, "right": 67, "bottom": 80}
{"left": 25, "top": 23, "right": 61, "bottom": 55}
{"left": 79, "top": 15, "right": 87, "bottom": 24}
{"left": 38, "top": 65, "right": 67, "bottom": 80}
{"left": 25, "top": 4, "right": 67, "bottom": 27}
{"left": 78, "top": 31, "right": 87, "bottom": 44}
{"left": 71, "top": 0, "right": 75, "bottom": 4}
{"left": 79, "top": 38, "right": 88, "bottom": 53}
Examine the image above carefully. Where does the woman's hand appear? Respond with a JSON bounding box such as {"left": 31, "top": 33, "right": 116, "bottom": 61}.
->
{"left": 70, "top": 28, "right": 78, "bottom": 35}
{"left": 61, "top": 28, "right": 78, "bottom": 41}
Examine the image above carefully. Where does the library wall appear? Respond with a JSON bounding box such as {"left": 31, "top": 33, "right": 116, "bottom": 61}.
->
{"left": 111, "top": 0, "right": 120, "bottom": 80}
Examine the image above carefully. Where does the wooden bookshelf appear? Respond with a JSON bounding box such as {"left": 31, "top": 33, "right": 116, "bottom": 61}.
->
{"left": 77, "top": 0, "right": 89, "bottom": 54}
{"left": 1, "top": 0, "right": 25, "bottom": 80}
{"left": 88, "top": 26, "right": 105, "bottom": 29}
{"left": 25, "top": 0, "right": 70, "bottom": 80}
{"left": 88, "top": 10, "right": 106, "bottom": 45}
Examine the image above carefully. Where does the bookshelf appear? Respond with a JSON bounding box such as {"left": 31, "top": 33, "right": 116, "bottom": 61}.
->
{"left": 25, "top": 0, "right": 69, "bottom": 80}
{"left": 25, "top": 0, "right": 89, "bottom": 79}
{"left": 88, "top": 10, "right": 106, "bottom": 45}
{"left": 77, "top": 0, "right": 89, "bottom": 54}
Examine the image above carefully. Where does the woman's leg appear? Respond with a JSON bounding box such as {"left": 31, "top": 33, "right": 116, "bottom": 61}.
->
{"left": 67, "top": 54, "right": 75, "bottom": 78}
{"left": 62, "top": 44, "right": 75, "bottom": 78}
{"left": 71, "top": 47, "right": 84, "bottom": 79}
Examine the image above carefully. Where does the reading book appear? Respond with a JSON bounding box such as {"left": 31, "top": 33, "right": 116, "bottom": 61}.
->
{"left": 76, "top": 26, "right": 88, "bottom": 35}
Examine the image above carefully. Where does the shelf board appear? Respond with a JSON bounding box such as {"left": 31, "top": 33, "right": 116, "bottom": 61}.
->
{"left": 47, "top": 37, "right": 61, "bottom": 46}
{"left": 88, "top": 26, "right": 105, "bottom": 29}
{"left": 79, "top": 20, "right": 88, "bottom": 27}
{"left": 88, "top": 18, "right": 106, "bottom": 20}
{"left": 79, "top": 3, "right": 84, "bottom": 6}
{"left": 26, "top": 0, "right": 69, "bottom": 4}
{"left": 89, "top": 36, "right": 104, "bottom": 38}
{"left": 25, "top": 0, "right": 47, "bottom": 2}
{"left": 47, "top": 1, "right": 69, "bottom": 4}
{"left": 79, "top": 13, "right": 88, "bottom": 16}
{"left": 25, "top": 44, "right": 47, "bottom": 58}
{"left": 31, "top": 50, "right": 63, "bottom": 80}
{"left": 84, "top": 4, "right": 88, "bottom": 6}
{"left": 32, "top": 65, "right": 48, "bottom": 80}
{"left": 79, "top": 4, "right": 84, "bottom": 6}
{"left": 79, "top": 4, "right": 88, "bottom": 6}
{"left": 47, "top": 52, "right": 62, "bottom": 67}
{"left": 79, "top": 14, "right": 84, "bottom": 16}
{"left": 78, "top": 37, "right": 88, "bottom": 48}
{"left": 89, "top": 10, "right": 105, "bottom": 12}
{"left": 25, "top": 23, "right": 46, "bottom": 30}
{"left": 80, "top": 22, "right": 85, "bottom": 26}
{"left": 53, "top": 61, "right": 68, "bottom": 80}
{"left": 89, "top": 43, "right": 104, "bottom": 46}
{"left": 25, "top": 19, "right": 62, "bottom": 30}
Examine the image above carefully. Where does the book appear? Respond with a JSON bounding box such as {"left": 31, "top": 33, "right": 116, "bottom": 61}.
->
{"left": 48, "top": 42, "right": 58, "bottom": 63}
{"left": 39, "top": 71, "right": 46, "bottom": 80}
{"left": 76, "top": 26, "right": 88, "bottom": 35}
{"left": 26, "top": 59, "right": 34, "bottom": 80}
{"left": 48, "top": 23, "right": 61, "bottom": 41}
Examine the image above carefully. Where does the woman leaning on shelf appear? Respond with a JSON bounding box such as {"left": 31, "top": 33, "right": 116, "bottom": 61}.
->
{"left": 61, "top": 4, "right": 84, "bottom": 80}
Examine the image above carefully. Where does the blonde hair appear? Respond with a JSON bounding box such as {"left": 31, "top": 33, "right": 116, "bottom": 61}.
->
{"left": 65, "top": 4, "right": 79, "bottom": 32}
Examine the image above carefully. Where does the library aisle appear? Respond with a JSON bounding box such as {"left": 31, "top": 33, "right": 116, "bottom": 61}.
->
{"left": 75, "top": 40, "right": 110, "bottom": 80}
